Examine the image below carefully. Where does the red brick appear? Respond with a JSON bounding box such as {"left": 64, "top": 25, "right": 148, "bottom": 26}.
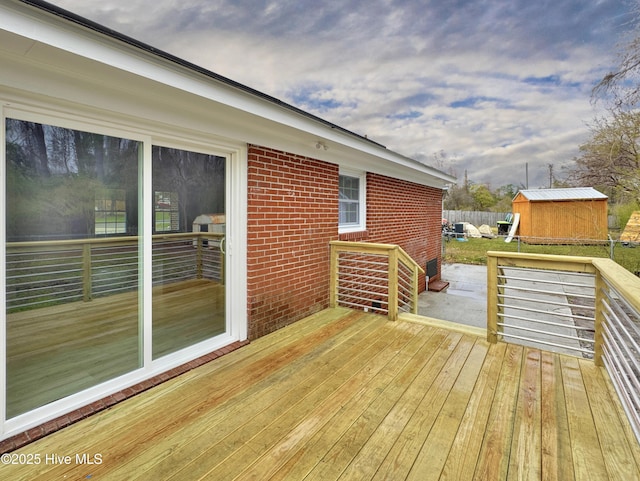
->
{"left": 0, "top": 439, "right": 16, "bottom": 453}
{"left": 247, "top": 147, "right": 444, "bottom": 339}
{"left": 25, "top": 426, "right": 44, "bottom": 441}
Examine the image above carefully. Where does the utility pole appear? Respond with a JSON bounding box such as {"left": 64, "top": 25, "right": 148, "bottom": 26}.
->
{"left": 548, "top": 163, "right": 553, "bottom": 188}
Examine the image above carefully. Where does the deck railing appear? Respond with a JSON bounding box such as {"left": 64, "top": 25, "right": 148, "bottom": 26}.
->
{"left": 329, "top": 241, "right": 425, "bottom": 321}
{"left": 6, "top": 233, "right": 224, "bottom": 312}
{"left": 487, "top": 251, "right": 640, "bottom": 443}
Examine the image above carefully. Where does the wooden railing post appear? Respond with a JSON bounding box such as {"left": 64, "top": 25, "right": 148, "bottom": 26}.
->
{"left": 486, "top": 253, "right": 499, "bottom": 343}
{"left": 82, "top": 242, "right": 92, "bottom": 301}
{"left": 388, "top": 247, "right": 399, "bottom": 321}
{"left": 328, "top": 241, "right": 423, "bottom": 318}
{"left": 196, "top": 235, "right": 203, "bottom": 279}
{"left": 593, "top": 270, "right": 606, "bottom": 367}
{"left": 329, "top": 242, "right": 338, "bottom": 308}
{"left": 411, "top": 265, "right": 419, "bottom": 314}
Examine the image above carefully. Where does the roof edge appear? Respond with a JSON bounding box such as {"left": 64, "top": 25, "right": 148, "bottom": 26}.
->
{"left": 17, "top": 0, "right": 385, "bottom": 149}
{"left": 13, "top": 0, "right": 456, "bottom": 187}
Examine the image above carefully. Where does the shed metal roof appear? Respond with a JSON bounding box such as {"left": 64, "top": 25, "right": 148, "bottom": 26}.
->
{"left": 517, "top": 187, "right": 607, "bottom": 201}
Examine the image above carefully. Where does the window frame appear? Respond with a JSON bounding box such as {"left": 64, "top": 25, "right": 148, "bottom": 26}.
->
{"left": 338, "top": 169, "right": 366, "bottom": 233}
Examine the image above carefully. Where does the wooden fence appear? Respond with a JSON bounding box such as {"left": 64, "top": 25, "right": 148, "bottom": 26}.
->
{"left": 442, "top": 210, "right": 509, "bottom": 227}
{"left": 444, "top": 210, "right": 620, "bottom": 229}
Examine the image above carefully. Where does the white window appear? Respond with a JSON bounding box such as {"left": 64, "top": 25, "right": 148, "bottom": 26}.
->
{"left": 339, "top": 170, "right": 366, "bottom": 232}
{"left": 95, "top": 188, "right": 127, "bottom": 235}
{"left": 154, "top": 191, "right": 179, "bottom": 232}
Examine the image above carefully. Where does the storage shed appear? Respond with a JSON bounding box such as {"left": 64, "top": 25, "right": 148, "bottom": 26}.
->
{"left": 192, "top": 214, "right": 226, "bottom": 235}
{"left": 512, "top": 187, "right": 608, "bottom": 244}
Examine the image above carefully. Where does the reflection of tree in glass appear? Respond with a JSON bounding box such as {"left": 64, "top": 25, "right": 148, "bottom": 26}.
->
{"left": 5, "top": 119, "right": 139, "bottom": 240}
{"left": 152, "top": 147, "right": 225, "bottom": 232}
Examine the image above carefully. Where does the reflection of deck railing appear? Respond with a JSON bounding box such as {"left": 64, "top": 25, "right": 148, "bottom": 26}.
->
{"left": 6, "top": 233, "right": 224, "bottom": 312}
{"left": 329, "top": 241, "right": 425, "bottom": 321}
{"left": 487, "top": 251, "right": 640, "bottom": 443}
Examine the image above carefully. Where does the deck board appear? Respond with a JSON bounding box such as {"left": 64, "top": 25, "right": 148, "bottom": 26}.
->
{"left": 2, "top": 307, "right": 639, "bottom": 481}
{"left": 562, "top": 356, "right": 611, "bottom": 480}
{"left": 238, "top": 322, "right": 432, "bottom": 481}
{"left": 439, "top": 340, "right": 507, "bottom": 481}
{"left": 6, "top": 279, "right": 225, "bottom": 417}
{"left": 407, "top": 340, "right": 489, "bottom": 481}
{"left": 508, "top": 347, "right": 542, "bottom": 480}
{"left": 391, "top": 334, "right": 475, "bottom": 481}
{"left": 580, "top": 359, "right": 640, "bottom": 480}
{"left": 473, "top": 342, "right": 524, "bottom": 480}
{"left": 540, "top": 350, "right": 574, "bottom": 481}
{"left": 191, "top": 319, "right": 415, "bottom": 480}
{"left": 267, "top": 323, "right": 439, "bottom": 481}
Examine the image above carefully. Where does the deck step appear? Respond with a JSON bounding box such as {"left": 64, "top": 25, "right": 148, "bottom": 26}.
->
{"left": 399, "top": 312, "right": 487, "bottom": 337}
{"left": 428, "top": 279, "right": 450, "bottom": 292}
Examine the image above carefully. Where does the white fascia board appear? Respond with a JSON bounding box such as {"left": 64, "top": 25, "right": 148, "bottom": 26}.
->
{"left": 334, "top": 142, "right": 456, "bottom": 188}
{"left": 0, "top": 3, "right": 255, "bottom": 109}
{"left": 0, "top": 2, "right": 347, "bottom": 142}
{"left": 1, "top": 1, "right": 456, "bottom": 188}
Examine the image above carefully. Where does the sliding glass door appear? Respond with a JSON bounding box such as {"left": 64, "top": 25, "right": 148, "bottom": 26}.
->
{"left": 151, "top": 146, "right": 226, "bottom": 359}
{"left": 4, "top": 118, "right": 142, "bottom": 418}
{"left": 4, "top": 116, "right": 230, "bottom": 420}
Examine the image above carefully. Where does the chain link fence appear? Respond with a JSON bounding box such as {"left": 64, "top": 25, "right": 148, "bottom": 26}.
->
{"left": 443, "top": 231, "right": 640, "bottom": 276}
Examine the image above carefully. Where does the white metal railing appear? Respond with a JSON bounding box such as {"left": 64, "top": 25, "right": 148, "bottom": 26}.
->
{"left": 493, "top": 265, "right": 596, "bottom": 357}
{"left": 487, "top": 251, "right": 640, "bottom": 444}
{"left": 592, "top": 257, "right": 640, "bottom": 444}
{"left": 329, "top": 241, "right": 424, "bottom": 321}
{"left": 6, "top": 233, "right": 224, "bottom": 312}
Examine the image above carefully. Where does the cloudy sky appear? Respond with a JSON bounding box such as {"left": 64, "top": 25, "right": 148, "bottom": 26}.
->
{"left": 48, "top": 0, "right": 635, "bottom": 188}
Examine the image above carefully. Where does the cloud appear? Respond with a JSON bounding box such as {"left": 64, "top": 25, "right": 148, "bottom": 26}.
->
{"left": 48, "top": 0, "right": 634, "bottom": 188}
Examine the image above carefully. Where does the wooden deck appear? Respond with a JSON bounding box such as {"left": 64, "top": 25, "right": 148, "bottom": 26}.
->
{"left": 3, "top": 307, "right": 640, "bottom": 480}
{"left": 6, "top": 279, "right": 224, "bottom": 418}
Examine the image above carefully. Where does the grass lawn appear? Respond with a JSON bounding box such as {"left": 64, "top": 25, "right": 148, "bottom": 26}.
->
{"left": 442, "top": 235, "right": 640, "bottom": 274}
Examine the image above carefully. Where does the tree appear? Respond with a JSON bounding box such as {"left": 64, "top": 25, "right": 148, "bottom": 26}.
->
{"left": 493, "top": 184, "right": 518, "bottom": 212}
{"left": 576, "top": 3, "right": 640, "bottom": 205}
{"left": 152, "top": 146, "right": 225, "bottom": 231}
{"left": 567, "top": 110, "right": 640, "bottom": 203}
{"left": 470, "top": 184, "right": 495, "bottom": 210}
{"left": 6, "top": 119, "right": 50, "bottom": 176}
{"left": 6, "top": 119, "right": 141, "bottom": 239}
{"left": 443, "top": 183, "right": 474, "bottom": 210}
{"left": 593, "top": 0, "right": 640, "bottom": 108}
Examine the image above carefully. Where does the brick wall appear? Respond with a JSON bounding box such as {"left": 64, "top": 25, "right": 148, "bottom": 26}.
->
{"left": 247, "top": 146, "right": 444, "bottom": 339}
{"left": 246, "top": 145, "right": 339, "bottom": 339}
{"left": 360, "top": 173, "right": 443, "bottom": 292}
